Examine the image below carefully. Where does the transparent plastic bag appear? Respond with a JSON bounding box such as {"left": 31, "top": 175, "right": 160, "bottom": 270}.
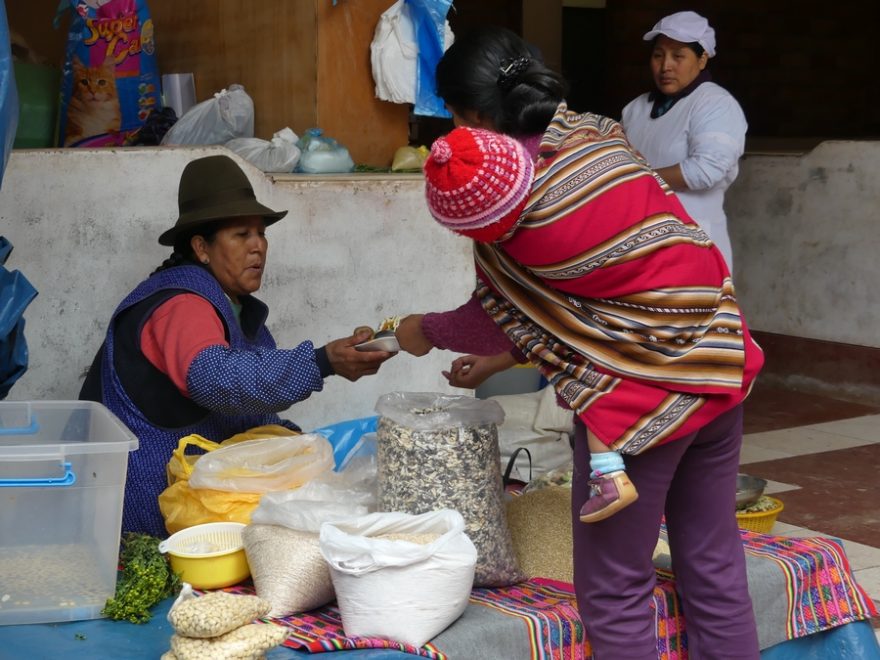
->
{"left": 375, "top": 392, "right": 522, "bottom": 587}
{"left": 225, "top": 127, "right": 301, "bottom": 173}
{"left": 391, "top": 145, "right": 429, "bottom": 171}
{"left": 375, "top": 391, "right": 505, "bottom": 430}
{"left": 188, "top": 433, "right": 334, "bottom": 493}
{"left": 295, "top": 128, "right": 355, "bottom": 173}
{"left": 161, "top": 84, "right": 254, "bottom": 146}
{"left": 246, "top": 478, "right": 372, "bottom": 617}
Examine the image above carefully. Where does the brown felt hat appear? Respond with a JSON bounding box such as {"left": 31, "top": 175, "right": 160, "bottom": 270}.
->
{"left": 158, "top": 155, "right": 288, "bottom": 246}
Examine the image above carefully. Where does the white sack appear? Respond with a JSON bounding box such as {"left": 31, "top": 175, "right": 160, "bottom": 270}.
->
{"left": 161, "top": 84, "right": 254, "bottom": 146}
{"left": 320, "top": 509, "right": 476, "bottom": 647}
{"left": 226, "top": 127, "right": 301, "bottom": 173}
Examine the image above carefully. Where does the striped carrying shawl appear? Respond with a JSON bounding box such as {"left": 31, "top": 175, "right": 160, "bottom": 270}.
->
{"left": 474, "top": 105, "right": 761, "bottom": 453}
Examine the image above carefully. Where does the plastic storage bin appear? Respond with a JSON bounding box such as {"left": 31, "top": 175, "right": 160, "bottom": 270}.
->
{"left": 0, "top": 401, "right": 138, "bottom": 625}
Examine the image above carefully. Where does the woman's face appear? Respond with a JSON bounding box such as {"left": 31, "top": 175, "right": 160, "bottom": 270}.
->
{"left": 192, "top": 216, "right": 268, "bottom": 302}
{"left": 650, "top": 35, "right": 708, "bottom": 96}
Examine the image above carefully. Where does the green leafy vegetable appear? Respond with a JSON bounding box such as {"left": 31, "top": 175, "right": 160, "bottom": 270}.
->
{"left": 102, "top": 533, "right": 181, "bottom": 624}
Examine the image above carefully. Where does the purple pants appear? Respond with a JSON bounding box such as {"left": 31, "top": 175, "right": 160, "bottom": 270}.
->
{"left": 572, "top": 404, "right": 760, "bottom": 659}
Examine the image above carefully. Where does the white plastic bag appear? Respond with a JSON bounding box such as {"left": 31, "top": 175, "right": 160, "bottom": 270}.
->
{"left": 251, "top": 492, "right": 370, "bottom": 532}
{"left": 226, "top": 127, "right": 301, "bottom": 173}
{"left": 319, "top": 509, "right": 477, "bottom": 647}
{"left": 370, "top": 0, "right": 418, "bottom": 104}
{"left": 188, "top": 434, "right": 334, "bottom": 493}
{"left": 492, "top": 386, "right": 574, "bottom": 483}
{"left": 161, "top": 84, "right": 254, "bottom": 146}
{"left": 370, "top": 0, "right": 454, "bottom": 105}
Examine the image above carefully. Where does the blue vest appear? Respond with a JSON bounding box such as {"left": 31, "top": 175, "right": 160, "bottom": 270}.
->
{"left": 102, "top": 265, "right": 283, "bottom": 537}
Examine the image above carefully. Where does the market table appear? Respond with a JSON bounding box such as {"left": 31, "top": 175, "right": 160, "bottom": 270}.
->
{"left": 2, "top": 531, "right": 879, "bottom": 659}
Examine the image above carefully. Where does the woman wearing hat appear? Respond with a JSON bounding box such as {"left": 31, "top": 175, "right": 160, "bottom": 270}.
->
{"left": 388, "top": 26, "right": 762, "bottom": 659}
{"left": 622, "top": 10, "right": 747, "bottom": 269}
{"left": 80, "top": 154, "right": 392, "bottom": 538}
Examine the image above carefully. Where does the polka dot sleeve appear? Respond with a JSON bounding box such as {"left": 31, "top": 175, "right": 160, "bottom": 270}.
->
{"left": 186, "top": 342, "right": 325, "bottom": 415}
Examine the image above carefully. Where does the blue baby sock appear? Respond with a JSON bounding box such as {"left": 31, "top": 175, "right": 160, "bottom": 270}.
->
{"left": 590, "top": 451, "right": 625, "bottom": 479}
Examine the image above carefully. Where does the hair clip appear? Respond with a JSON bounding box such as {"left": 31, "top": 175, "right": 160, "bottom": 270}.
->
{"left": 497, "top": 56, "right": 531, "bottom": 91}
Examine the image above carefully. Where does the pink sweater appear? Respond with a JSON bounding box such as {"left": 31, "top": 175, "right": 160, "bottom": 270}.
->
{"left": 421, "top": 295, "right": 525, "bottom": 359}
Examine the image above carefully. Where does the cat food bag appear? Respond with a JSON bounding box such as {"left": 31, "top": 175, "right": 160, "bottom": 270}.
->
{"left": 56, "top": 0, "right": 161, "bottom": 147}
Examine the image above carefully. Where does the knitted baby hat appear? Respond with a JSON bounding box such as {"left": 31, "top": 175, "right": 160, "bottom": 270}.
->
{"left": 423, "top": 127, "right": 534, "bottom": 243}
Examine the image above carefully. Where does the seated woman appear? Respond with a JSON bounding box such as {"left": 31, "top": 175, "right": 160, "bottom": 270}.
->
{"left": 80, "top": 154, "right": 393, "bottom": 537}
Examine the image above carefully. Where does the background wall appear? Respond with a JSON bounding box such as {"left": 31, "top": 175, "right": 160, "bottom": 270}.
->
{"left": 726, "top": 141, "right": 880, "bottom": 346}
{"left": 9, "top": 2, "right": 878, "bottom": 159}
{"left": 600, "top": 1, "right": 879, "bottom": 141}
{"left": 1, "top": 141, "right": 878, "bottom": 422}
{"left": 0, "top": 148, "right": 474, "bottom": 430}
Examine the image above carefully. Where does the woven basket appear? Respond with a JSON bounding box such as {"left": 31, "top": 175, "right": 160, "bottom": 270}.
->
{"left": 736, "top": 497, "right": 784, "bottom": 533}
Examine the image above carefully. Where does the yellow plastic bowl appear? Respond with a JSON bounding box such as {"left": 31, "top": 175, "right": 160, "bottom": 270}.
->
{"left": 158, "top": 522, "right": 250, "bottom": 589}
{"left": 736, "top": 496, "right": 784, "bottom": 534}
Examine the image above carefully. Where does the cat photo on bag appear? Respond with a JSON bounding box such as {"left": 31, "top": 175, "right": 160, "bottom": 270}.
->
{"left": 63, "top": 55, "right": 121, "bottom": 146}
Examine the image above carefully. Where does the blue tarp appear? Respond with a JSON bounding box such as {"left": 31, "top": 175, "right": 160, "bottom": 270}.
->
{"left": 0, "top": 592, "right": 876, "bottom": 659}
{"left": 406, "top": 0, "right": 452, "bottom": 118}
{"left": 0, "top": 237, "right": 38, "bottom": 399}
{"left": 0, "top": 0, "right": 19, "bottom": 188}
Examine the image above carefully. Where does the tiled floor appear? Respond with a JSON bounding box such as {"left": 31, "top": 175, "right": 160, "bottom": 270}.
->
{"left": 740, "top": 383, "right": 880, "bottom": 641}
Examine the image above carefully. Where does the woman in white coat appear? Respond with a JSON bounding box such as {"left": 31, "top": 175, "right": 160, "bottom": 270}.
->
{"left": 622, "top": 10, "right": 746, "bottom": 270}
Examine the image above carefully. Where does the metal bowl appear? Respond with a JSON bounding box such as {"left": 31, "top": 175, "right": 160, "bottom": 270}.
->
{"left": 736, "top": 474, "right": 768, "bottom": 508}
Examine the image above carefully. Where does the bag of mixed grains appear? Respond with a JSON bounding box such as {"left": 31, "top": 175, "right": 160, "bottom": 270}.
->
{"left": 374, "top": 392, "right": 524, "bottom": 587}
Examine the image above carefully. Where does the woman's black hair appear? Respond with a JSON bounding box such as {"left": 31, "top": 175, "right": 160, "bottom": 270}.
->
{"left": 152, "top": 221, "right": 222, "bottom": 275}
{"left": 436, "top": 26, "right": 568, "bottom": 136}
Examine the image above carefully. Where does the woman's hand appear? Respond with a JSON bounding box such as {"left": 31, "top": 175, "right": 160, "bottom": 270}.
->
{"left": 442, "top": 352, "right": 518, "bottom": 389}
{"left": 325, "top": 328, "right": 395, "bottom": 381}
{"left": 394, "top": 314, "right": 434, "bottom": 356}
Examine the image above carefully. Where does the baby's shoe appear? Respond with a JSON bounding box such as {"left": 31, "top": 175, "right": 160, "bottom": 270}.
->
{"left": 579, "top": 471, "right": 638, "bottom": 523}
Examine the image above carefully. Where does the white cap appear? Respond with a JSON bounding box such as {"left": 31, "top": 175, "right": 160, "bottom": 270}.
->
{"left": 643, "top": 11, "right": 716, "bottom": 58}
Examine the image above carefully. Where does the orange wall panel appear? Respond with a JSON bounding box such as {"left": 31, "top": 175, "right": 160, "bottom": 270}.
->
{"left": 149, "top": 0, "right": 319, "bottom": 140}
{"left": 316, "top": 0, "right": 410, "bottom": 167}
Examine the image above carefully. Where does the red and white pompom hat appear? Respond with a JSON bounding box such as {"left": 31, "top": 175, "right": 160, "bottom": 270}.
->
{"left": 423, "top": 127, "right": 534, "bottom": 243}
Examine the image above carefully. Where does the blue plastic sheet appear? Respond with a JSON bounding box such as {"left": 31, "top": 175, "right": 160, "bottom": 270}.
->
{"left": 0, "top": 0, "right": 19, "bottom": 188}
{"left": 0, "top": 595, "right": 410, "bottom": 659}
{"left": 0, "top": 237, "right": 38, "bottom": 399}
{"left": 0, "top": 592, "right": 875, "bottom": 660}
{"left": 310, "top": 415, "right": 378, "bottom": 471}
{"left": 406, "top": 0, "right": 452, "bottom": 118}
{"left": 760, "top": 620, "right": 880, "bottom": 659}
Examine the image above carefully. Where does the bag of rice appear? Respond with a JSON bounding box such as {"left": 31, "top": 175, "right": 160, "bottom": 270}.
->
{"left": 375, "top": 392, "right": 525, "bottom": 587}
{"left": 245, "top": 494, "right": 370, "bottom": 617}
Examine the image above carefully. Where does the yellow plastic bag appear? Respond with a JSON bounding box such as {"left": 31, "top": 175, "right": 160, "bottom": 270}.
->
{"left": 158, "top": 425, "right": 296, "bottom": 535}
{"left": 189, "top": 433, "right": 333, "bottom": 493}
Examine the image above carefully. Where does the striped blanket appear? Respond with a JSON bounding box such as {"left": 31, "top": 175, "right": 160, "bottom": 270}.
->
{"left": 231, "top": 531, "right": 876, "bottom": 659}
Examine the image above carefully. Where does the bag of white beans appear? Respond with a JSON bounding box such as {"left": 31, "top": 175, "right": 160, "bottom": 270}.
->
{"left": 170, "top": 623, "right": 288, "bottom": 660}
{"left": 167, "top": 585, "right": 271, "bottom": 638}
